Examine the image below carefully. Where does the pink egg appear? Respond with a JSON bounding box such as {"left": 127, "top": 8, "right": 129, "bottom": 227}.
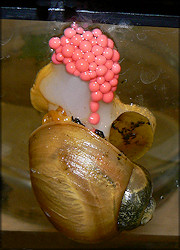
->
{"left": 111, "top": 86, "right": 117, "bottom": 92}
{"left": 76, "top": 26, "right": 84, "bottom": 34}
{"left": 99, "top": 82, "right": 111, "bottom": 94}
{"left": 89, "top": 70, "right": 97, "bottom": 79}
{"left": 64, "top": 28, "right": 76, "bottom": 38}
{"left": 63, "top": 58, "right": 72, "bottom": 65}
{"left": 83, "top": 52, "right": 95, "bottom": 63}
{"left": 89, "top": 62, "right": 97, "bottom": 71}
{"left": 62, "top": 44, "right": 74, "bottom": 58}
{"left": 51, "top": 53, "right": 62, "bottom": 64}
{"left": 103, "top": 47, "right": 113, "bottom": 59}
{"left": 110, "top": 78, "right": 118, "bottom": 86}
{"left": 107, "top": 38, "right": 114, "bottom": 48}
{"left": 111, "top": 63, "right": 121, "bottom": 74}
{"left": 60, "top": 36, "right": 70, "bottom": 46}
{"left": 102, "top": 91, "right": 114, "bottom": 103}
{"left": 95, "top": 55, "right": 106, "bottom": 65}
{"left": 79, "top": 41, "right": 92, "bottom": 52}
{"left": 72, "top": 49, "right": 83, "bottom": 61}
{"left": 112, "top": 49, "right": 120, "bottom": 62}
{"left": 114, "top": 74, "right": 119, "bottom": 79}
{"left": 74, "top": 70, "right": 80, "bottom": 76}
{"left": 55, "top": 45, "right": 62, "bottom": 53}
{"left": 90, "top": 102, "right": 99, "bottom": 113}
{"left": 96, "top": 65, "right": 107, "bottom": 76}
{"left": 89, "top": 112, "right": 100, "bottom": 125}
{"left": 104, "top": 69, "right": 114, "bottom": 81}
{"left": 71, "top": 34, "right": 82, "bottom": 46}
{"left": 89, "top": 81, "right": 99, "bottom": 92}
{"left": 97, "top": 35, "right": 108, "bottom": 47}
{"left": 91, "top": 91, "right": 103, "bottom": 102}
{"left": 49, "top": 37, "right": 61, "bottom": 50}
{"left": 56, "top": 52, "right": 64, "bottom": 62}
{"left": 105, "top": 59, "right": 113, "bottom": 69}
{"left": 92, "top": 45, "right": 103, "bottom": 56}
{"left": 89, "top": 113, "right": 100, "bottom": 125}
{"left": 66, "top": 62, "right": 76, "bottom": 74}
{"left": 75, "top": 59, "right": 89, "bottom": 72}
{"left": 92, "top": 28, "right": 102, "bottom": 37}
{"left": 83, "top": 31, "right": 93, "bottom": 40}
{"left": 97, "top": 76, "right": 105, "bottom": 84}
{"left": 90, "top": 37, "right": 97, "bottom": 46}
{"left": 80, "top": 71, "right": 91, "bottom": 81}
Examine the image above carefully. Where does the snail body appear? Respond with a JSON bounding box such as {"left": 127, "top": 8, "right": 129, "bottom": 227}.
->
{"left": 29, "top": 121, "right": 155, "bottom": 243}
{"left": 31, "top": 62, "right": 156, "bottom": 161}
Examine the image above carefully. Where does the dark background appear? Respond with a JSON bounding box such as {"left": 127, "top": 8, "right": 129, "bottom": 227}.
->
{"left": 1, "top": 0, "right": 180, "bottom": 15}
{"left": 1, "top": 1, "right": 179, "bottom": 27}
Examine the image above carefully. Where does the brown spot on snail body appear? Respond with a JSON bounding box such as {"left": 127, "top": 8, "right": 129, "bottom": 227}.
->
{"left": 109, "top": 112, "right": 154, "bottom": 161}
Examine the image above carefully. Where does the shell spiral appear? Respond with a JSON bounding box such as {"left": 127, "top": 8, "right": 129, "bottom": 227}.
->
{"left": 29, "top": 121, "right": 155, "bottom": 243}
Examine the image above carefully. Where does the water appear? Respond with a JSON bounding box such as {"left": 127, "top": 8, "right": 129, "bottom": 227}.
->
{"left": 1, "top": 20, "right": 179, "bottom": 227}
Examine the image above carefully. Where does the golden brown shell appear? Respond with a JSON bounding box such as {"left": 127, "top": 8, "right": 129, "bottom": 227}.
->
{"left": 29, "top": 121, "right": 138, "bottom": 242}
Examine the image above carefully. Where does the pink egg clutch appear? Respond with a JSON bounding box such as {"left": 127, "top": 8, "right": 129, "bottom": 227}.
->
{"left": 49, "top": 22, "right": 121, "bottom": 125}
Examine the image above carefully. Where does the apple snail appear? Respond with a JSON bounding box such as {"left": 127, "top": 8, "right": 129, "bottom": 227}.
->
{"left": 29, "top": 22, "right": 156, "bottom": 243}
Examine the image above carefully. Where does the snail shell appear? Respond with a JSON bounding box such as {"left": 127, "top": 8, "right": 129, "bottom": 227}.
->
{"left": 29, "top": 121, "right": 155, "bottom": 243}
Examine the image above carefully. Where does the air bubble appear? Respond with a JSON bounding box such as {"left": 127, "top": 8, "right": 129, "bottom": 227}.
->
{"left": 137, "top": 33, "right": 147, "bottom": 41}
{"left": 140, "top": 68, "right": 160, "bottom": 84}
{"left": 175, "top": 179, "right": 179, "bottom": 188}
